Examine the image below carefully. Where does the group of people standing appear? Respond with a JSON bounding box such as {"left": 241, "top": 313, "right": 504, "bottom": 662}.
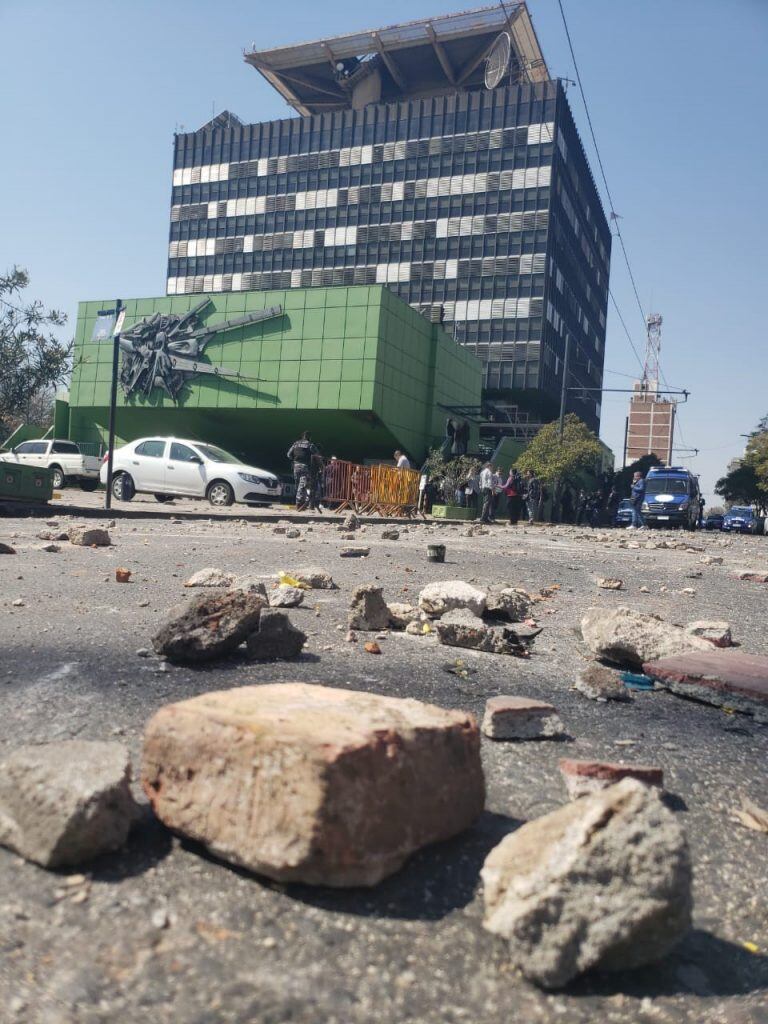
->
{"left": 478, "top": 465, "right": 543, "bottom": 525}
{"left": 439, "top": 463, "right": 544, "bottom": 525}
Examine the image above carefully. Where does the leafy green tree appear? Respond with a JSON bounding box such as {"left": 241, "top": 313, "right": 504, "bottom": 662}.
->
{"left": 715, "top": 415, "right": 768, "bottom": 513}
{"left": 714, "top": 461, "right": 763, "bottom": 511}
{"left": 515, "top": 414, "right": 602, "bottom": 484}
{"left": 514, "top": 415, "right": 603, "bottom": 521}
{"left": 0, "top": 267, "right": 70, "bottom": 436}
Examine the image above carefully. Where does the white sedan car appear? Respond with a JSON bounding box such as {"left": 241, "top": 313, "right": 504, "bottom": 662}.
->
{"left": 100, "top": 437, "right": 282, "bottom": 507}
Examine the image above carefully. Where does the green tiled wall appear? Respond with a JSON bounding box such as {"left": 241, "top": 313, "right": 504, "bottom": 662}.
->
{"left": 69, "top": 284, "right": 481, "bottom": 464}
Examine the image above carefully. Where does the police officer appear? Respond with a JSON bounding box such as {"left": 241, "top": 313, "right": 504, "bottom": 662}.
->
{"left": 287, "top": 431, "right": 318, "bottom": 510}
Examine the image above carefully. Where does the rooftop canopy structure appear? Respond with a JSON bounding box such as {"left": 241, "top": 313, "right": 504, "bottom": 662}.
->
{"left": 244, "top": 3, "right": 549, "bottom": 116}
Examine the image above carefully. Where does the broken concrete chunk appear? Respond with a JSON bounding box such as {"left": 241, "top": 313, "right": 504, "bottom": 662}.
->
{"left": 581, "top": 606, "right": 711, "bottom": 668}
{"left": 482, "top": 696, "right": 564, "bottom": 740}
{"left": 643, "top": 650, "right": 768, "bottom": 721}
{"left": 381, "top": 529, "right": 400, "bottom": 540}
{"left": 418, "top": 580, "right": 486, "bottom": 618}
{"left": 482, "top": 779, "right": 691, "bottom": 988}
{"left": 291, "top": 568, "right": 337, "bottom": 590}
{"left": 0, "top": 542, "right": 17, "bottom": 554}
{"left": 559, "top": 758, "right": 663, "bottom": 800}
{"left": 596, "top": 577, "right": 623, "bottom": 590}
{"left": 387, "top": 602, "right": 420, "bottom": 630}
{"left": 342, "top": 512, "right": 359, "bottom": 531}
{"left": 232, "top": 575, "right": 269, "bottom": 599}
{"left": 0, "top": 741, "right": 136, "bottom": 868}
{"left": 340, "top": 547, "right": 370, "bottom": 558}
{"left": 575, "top": 663, "right": 631, "bottom": 702}
{"left": 268, "top": 584, "right": 305, "bottom": 608}
{"left": 684, "top": 620, "right": 732, "bottom": 648}
{"left": 483, "top": 585, "right": 532, "bottom": 623}
{"left": 245, "top": 609, "right": 306, "bottom": 660}
{"left": 285, "top": 528, "right": 301, "bottom": 539}
{"left": 436, "top": 609, "right": 538, "bottom": 656}
{"left": 184, "top": 567, "right": 236, "bottom": 588}
{"left": 68, "top": 526, "right": 110, "bottom": 547}
{"left": 734, "top": 571, "right": 768, "bottom": 584}
{"left": 141, "top": 683, "right": 484, "bottom": 886}
{"left": 348, "top": 585, "right": 391, "bottom": 631}
{"left": 152, "top": 590, "right": 265, "bottom": 663}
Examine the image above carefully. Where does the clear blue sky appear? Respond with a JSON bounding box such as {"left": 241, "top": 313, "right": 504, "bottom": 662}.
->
{"left": 2, "top": 0, "right": 766, "bottom": 498}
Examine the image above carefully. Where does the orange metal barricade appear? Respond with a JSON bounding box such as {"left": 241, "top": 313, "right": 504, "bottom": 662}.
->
{"left": 320, "top": 459, "right": 419, "bottom": 516}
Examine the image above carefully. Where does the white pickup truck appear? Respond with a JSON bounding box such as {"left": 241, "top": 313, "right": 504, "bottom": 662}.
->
{"left": 3, "top": 439, "right": 101, "bottom": 490}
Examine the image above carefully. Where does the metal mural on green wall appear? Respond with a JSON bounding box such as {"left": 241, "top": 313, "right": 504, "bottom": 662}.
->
{"left": 118, "top": 298, "right": 282, "bottom": 402}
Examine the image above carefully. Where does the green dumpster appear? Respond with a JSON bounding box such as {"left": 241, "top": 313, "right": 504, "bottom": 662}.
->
{"left": 0, "top": 459, "right": 53, "bottom": 503}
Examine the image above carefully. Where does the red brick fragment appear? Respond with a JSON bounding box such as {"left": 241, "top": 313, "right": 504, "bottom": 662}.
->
{"left": 559, "top": 758, "right": 663, "bottom": 800}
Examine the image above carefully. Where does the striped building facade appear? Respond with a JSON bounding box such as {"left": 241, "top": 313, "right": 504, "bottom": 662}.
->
{"left": 167, "top": 79, "right": 610, "bottom": 431}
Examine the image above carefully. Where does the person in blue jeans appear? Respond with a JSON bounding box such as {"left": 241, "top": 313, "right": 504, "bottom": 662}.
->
{"left": 630, "top": 471, "right": 646, "bottom": 528}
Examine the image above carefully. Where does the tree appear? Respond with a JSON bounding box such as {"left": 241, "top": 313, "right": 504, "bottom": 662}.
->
{"left": 515, "top": 414, "right": 602, "bottom": 486}
{"left": 0, "top": 267, "right": 71, "bottom": 436}
{"left": 423, "top": 449, "right": 480, "bottom": 503}
{"left": 714, "top": 461, "right": 764, "bottom": 511}
{"left": 714, "top": 415, "right": 768, "bottom": 513}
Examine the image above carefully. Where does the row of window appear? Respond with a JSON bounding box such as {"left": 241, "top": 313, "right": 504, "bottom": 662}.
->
{"left": 171, "top": 144, "right": 555, "bottom": 206}
{"left": 168, "top": 252, "right": 546, "bottom": 284}
{"left": 168, "top": 189, "right": 552, "bottom": 239}
{"left": 172, "top": 122, "right": 555, "bottom": 187}
{"left": 167, "top": 240, "right": 549, "bottom": 278}
{"left": 171, "top": 166, "right": 554, "bottom": 225}
{"left": 168, "top": 211, "right": 550, "bottom": 259}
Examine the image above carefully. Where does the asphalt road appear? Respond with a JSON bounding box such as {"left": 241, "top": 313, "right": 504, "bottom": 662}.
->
{"left": 1, "top": 510, "right": 767, "bottom": 1024}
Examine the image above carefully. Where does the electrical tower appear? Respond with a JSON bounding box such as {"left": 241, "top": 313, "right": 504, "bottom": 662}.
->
{"left": 625, "top": 311, "right": 676, "bottom": 466}
{"left": 641, "top": 313, "right": 663, "bottom": 391}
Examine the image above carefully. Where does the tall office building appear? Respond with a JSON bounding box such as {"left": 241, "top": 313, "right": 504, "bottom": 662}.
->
{"left": 167, "top": 4, "right": 611, "bottom": 433}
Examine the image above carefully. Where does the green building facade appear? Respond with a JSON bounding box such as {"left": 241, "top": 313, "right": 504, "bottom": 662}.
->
{"left": 67, "top": 284, "right": 481, "bottom": 468}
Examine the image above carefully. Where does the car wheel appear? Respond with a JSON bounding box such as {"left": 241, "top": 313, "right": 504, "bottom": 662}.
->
{"left": 51, "top": 466, "right": 65, "bottom": 490}
{"left": 154, "top": 493, "right": 174, "bottom": 503}
{"left": 79, "top": 479, "right": 98, "bottom": 492}
{"left": 207, "top": 480, "right": 234, "bottom": 507}
{"left": 112, "top": 473, "right": 135, "bottom": 502}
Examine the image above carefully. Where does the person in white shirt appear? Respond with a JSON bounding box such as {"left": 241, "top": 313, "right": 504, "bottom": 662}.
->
{"left": 491, "top": 466, "right": 503, "bottom": 521}
{"left": 479, "top": 462, "right": 494, "bottom": 523}
{"left": 394, "top": 450, "right": 410, "bottom": 470}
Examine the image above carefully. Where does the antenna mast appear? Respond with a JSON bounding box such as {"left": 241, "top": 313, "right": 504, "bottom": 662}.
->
{"left": 642, "top": 312, "right": 662, "bottom": 393}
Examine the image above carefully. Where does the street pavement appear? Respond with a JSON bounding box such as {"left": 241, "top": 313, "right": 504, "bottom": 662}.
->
{"left": 1, "top": 509, "right": 767, "bottom": 1023}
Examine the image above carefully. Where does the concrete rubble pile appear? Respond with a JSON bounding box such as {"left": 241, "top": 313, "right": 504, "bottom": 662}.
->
{"left": 340, "top": 578, "right": 541, "bottom": 656}
{"left": 152, "top": 590, "right": 306, "bottom": 663}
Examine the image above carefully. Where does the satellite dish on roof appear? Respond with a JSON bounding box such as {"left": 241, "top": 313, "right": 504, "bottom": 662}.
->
{"left": 484, "top": 32, "right": 511, "bottom": 89}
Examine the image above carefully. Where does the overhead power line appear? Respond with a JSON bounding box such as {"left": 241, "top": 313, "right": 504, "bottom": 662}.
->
{"left": 556, "top": 0, "right": 697, "bottom": 464}
{"left": 556, "top": 0, "right": 647, "bottom": 328}
{"left": 608, "top": 289, "right": 644, "bottom": 373}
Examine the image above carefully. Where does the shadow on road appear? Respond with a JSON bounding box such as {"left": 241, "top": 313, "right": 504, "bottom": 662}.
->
{"left": 569, "top": 929, "right": 768, "bottom": 998}
{"left": 181, "top": 809, "right": 520, "bottom": 923}
{"left": 85, "top": 806, "right": 174, "bottom": 883}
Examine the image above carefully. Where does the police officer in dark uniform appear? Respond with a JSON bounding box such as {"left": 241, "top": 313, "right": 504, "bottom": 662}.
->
{"left": 287, "top": 431, "right": 318, "bottom": 510}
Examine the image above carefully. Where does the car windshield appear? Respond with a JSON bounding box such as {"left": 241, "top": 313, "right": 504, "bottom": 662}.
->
{"left": 729, "top": 507, "right": 752, "bottom": 516}
{"left": 194, "top": 443, "right": 242, "bottom": 465}
{"left": 647, "top": 478, "right": 688, "bottom": 494}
